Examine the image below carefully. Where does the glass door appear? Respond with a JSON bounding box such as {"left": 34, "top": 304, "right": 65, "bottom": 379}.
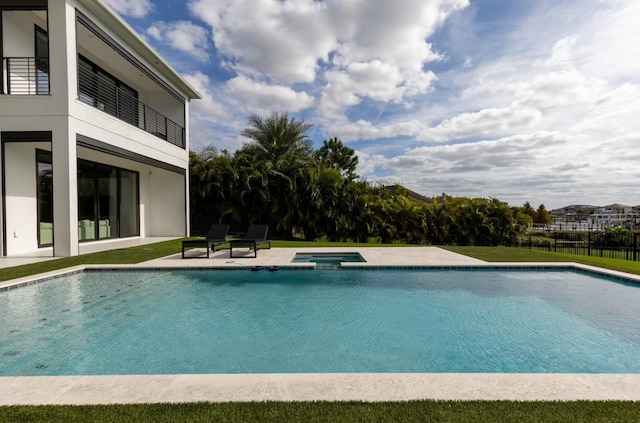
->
{"left": 77, "top": 161, "right": 97, "bottom": 241}
{"left": 119, "top": 169, "right": 139, "bottom": 237}
{"left": 97, "top": 165, "right": 117, "bottom": 239}
{"left": 36, "top": 150, "right": 53, "bottom": 247}
{"left": 77, "top": 160, "right": 139, "bottom": 242}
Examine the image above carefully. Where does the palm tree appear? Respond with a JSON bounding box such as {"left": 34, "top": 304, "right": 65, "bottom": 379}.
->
{"left": 314, "top": 137, "right": 359, "bottom": 181}
{"left": 237, "top": 112, "right": 315, "bottom": 237}
{"left": 240, "top": 111, "right": 314, "bottom": 171}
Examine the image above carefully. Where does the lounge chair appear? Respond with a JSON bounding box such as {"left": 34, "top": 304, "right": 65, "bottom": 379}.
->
{"left": 182, "top": 224, "right": 230, "bottom": 259}
{"left": 229, "top": 225, "right": 271, "bottom": 258}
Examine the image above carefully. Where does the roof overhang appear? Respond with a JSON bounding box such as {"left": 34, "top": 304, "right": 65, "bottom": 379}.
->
{"left": 77, "top": 0, "right": 202, "bottom": 100}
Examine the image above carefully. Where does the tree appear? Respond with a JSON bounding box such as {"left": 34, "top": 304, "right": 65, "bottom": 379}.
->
{"left": 535, "top": 204, "right": 551, "bottom": 224}
{"left": 189, "top": 147, "right": 239, "bottom": 232}
{"left": 314, "top": 137, "right": 359, "bottom": 181}
{"left": 240, "top": 111, "right": 313, "bottom": 171}
{"left": 188, "top": 110, "right": 530, "bottom": 244}
{"left": 522, "top": 201, "right": 536, "bottom": 220}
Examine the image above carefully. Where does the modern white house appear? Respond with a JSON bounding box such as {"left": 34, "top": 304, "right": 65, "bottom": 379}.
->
{"left": 0, "top": 0, "right": 201, "bottom": 257}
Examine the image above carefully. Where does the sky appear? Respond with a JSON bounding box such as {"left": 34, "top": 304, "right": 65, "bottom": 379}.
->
{"left": 104, "top": 0, "right": 640, "bottom": 209}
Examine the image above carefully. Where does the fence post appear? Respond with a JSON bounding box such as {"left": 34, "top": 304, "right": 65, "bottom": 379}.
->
{"left": 635, "top": 232, "right": 638, "bottom": 262}
{"left": 554, "top": 232, "right": 557, "bottom": 253}
{"left": 587, "top": 232, "right": 591, "bottom": 256}
{"left": 528, "top": 233, "right": 532, "bottom": 249}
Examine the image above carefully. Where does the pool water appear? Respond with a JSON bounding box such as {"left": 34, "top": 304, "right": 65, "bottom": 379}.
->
{"left": 291, "top": 252, "right": 366, "bottom": 266}
{"left": 2, "top": 268, "right": 640, "bottom": 375}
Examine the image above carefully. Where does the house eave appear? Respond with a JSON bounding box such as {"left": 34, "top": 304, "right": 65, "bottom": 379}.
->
{"left": 77, "top": 0, "right": 202, "bottom": 100}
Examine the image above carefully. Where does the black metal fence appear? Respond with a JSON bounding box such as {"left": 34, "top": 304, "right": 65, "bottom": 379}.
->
{"left": 2, "top": 57, "right": 50, "bottom": 95}
{"left": 520, "top": 231, "right": 640, "bottom": 261}
{"left": 77, "top": 63, "right": 185, "bottom": 148}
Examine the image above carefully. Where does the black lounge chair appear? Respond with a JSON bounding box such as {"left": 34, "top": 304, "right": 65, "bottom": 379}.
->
{"left": 229, "top": 225, "right": 271, "bottom": 258}
{"left": 182, "top": 224, "right": 230, "bottom": 259}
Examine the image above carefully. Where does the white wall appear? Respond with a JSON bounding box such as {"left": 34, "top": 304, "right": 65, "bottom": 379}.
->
{"left": 2, "top": 10, "right": 46, "bottom": 56}
{"left": 147, "top": 167, "right": 186, "bottom": 237}
{"left": 4, "top": 143, "right": 41, "bottom": 254}
{"left": 70, "top": 114, "right": 188, "bottom": 168}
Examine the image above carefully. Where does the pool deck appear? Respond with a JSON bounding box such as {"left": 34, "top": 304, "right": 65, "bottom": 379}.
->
{"left": 2, "top": 246, "right": 640, "bottom": 405}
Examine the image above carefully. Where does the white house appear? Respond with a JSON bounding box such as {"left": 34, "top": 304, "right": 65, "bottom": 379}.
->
{"left": 0, "top": 0, "right": 201, "bottom": 257}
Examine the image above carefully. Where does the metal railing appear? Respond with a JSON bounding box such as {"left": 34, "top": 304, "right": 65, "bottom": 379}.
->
{"left": 2, "top": 57, "right": 50, "bottom": 95}
{"left": 520, "top": 231, "right": 640, "bottom": 261}
{"left": 77, "top": 64, "right": 185, "bottom": 148}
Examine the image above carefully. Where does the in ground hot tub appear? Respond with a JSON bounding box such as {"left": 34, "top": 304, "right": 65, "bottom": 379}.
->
{"left": 291, "top": 252, "right": 366, "bottom": 266}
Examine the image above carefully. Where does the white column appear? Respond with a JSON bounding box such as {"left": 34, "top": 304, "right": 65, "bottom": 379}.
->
{"left": 49, "top": 0, "right": 79, "bottom": 256}
{"left": 52, "top": 122, "right": 79, "bottom": 257}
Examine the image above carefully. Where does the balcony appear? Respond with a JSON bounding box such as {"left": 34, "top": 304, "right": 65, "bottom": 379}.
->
{"left": 77, "top": 62, "right": 185, "bottom": 149}
{"left": 2, "top": 57, "right": 50, "bottom": 95}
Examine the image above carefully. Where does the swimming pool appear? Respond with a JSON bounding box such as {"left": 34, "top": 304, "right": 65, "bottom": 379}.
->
{"left": 2, "top": 268, "right": 640, "bottom": 376}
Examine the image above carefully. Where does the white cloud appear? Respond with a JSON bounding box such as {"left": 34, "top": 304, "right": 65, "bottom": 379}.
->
{"left": 182, "top": 71, "right": 229, "bottom": 120}
{"left": 135, "top": 0, "right": 640, "bottom": 208}
{"left": 189, "top": 0, "right": 335, "bottom": 84}
{"left": 189, "top": 0, "right": 465, "bottom": 118}
{"left": 146, "top": 21, "right": 210, "bottom": 61}
{"left": 546, "top": 36, "right": 577, "bottom": 68}
{"left": 226, "top": 75, "right": 315, "bottom": 115}
{"left": 422, "top": 106, "right": 543, "bottom": 142}
{"left": 104, "top": 0, "right": 153, "bottom": 18}
{"left": 353, "top": 150, "right": 388, "bottom": 177}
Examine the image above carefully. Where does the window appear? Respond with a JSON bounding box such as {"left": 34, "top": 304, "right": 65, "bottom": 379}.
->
{"left": 36, "top": 150, "right": 53, "bottom": 247}
{"left": 77, "top": 55, "right": 139, "bottom": 126}
{"left": 78, "top": 159, "right": 140, "bottom": 242}
{"left": 37, "top": 152, "right": 140, "bottom": 244}
{"left": 34, "top": 25, "right": 49, "bottom": 95}
{"left": 119, "top": 169, "right": 139, "bottom": 238}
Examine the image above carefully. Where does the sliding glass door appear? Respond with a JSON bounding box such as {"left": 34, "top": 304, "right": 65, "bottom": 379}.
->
{"left": 97, "top": 165, "right": 118, "bottom": 239}
{"left": 78, "top": 161, "right": 97, "bottom": 241}
{"left": 77, "top": 159, "right": 139, "bottom": 242}
{"left": 36, "top": 153, "right": 140, "bottom": 245}
{"left": 119, "top": 169, "right": 139, "bottom": 238}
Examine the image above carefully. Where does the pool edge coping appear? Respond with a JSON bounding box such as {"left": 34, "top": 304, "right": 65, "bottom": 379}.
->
{"left": 3, "top": 258, "right": 640, "bottom": 404}
{"left": 3, "top": 373, "right": 640, "bottom": 404}
{"left": 3, "top": 261, "right": 640, "bottom": 291}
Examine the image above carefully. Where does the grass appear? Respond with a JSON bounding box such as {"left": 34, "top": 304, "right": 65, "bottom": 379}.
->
{"left": 0, "top": 239, "right": 416, "bottom": 282}
{"left": 442, "top": 246, "right": 640, "bottom": 276}
{"left": 2, "top": 241, "right": 640, "bottom": 421}
{"left": 2, "top": 400, "right": 640, "bottom": 423}
{"left": 0, "top": 239, "right": 186, "bottom": 282}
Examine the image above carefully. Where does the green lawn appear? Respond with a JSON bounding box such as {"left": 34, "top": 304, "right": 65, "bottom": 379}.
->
{"left": 442, "top": 246, "right": 640, "bottom": 276}
{"left": 2, "top": 400, "right": 640, "bottom": 423}
{"left": 4, "top": 240, "right": 640, "bottom": 282}
{"left": 0, "top": 239, "right": 187, "bottom": 282}
{"left": 2, "top": 241, "right": 640, "bottom": 422}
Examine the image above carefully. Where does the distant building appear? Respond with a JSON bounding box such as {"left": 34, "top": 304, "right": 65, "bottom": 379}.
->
{"left": 546, "top": 203, "right": 639, "bottom": 231}
{"left": 384, "top": 185, "right": 433, "bottom": 203}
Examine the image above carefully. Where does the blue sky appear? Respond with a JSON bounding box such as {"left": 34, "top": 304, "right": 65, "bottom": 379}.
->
{"left": 105, "top": 0, "right": 640, "bottom": 209}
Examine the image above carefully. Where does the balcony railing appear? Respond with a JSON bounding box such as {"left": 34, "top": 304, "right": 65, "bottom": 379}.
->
{"left": 78, "top": 64, "right": 185, "bottom": 148}
{"left": 2, "top": 57, "right": 50, "bottom": 95}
